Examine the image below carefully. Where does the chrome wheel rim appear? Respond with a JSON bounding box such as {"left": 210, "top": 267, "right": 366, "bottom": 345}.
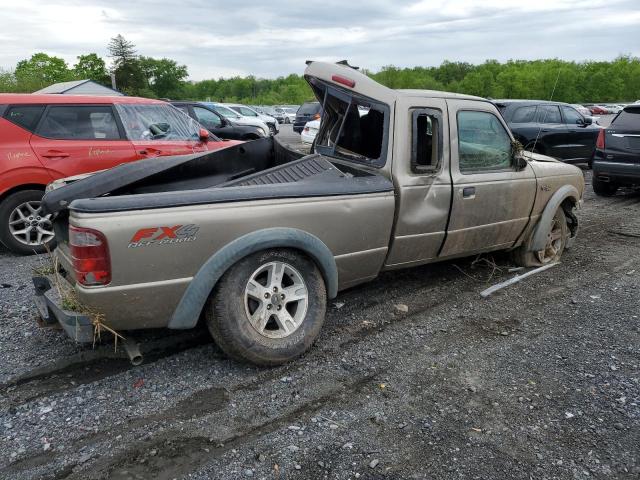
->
{"left": 244, "top": 261, "right": 308, "bottom": 339}
{"left": 535, "top": 216, "right": 563, "bottom": 264}
{"left": 8, "top": 200, "right": 54, "bottom": 246}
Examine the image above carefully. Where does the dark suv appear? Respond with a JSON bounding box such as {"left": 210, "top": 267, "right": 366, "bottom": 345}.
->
{"left": 293, "top": 101, "right": 322, "bottom": 133}
{"left": 591, "top": 105, "right": 640, "bottom": 196}
{"left": 496, "top": 100, "right": 600, "bottom": 163}
{"left": 171, "top": 102, "right": 266, "bottom": 140}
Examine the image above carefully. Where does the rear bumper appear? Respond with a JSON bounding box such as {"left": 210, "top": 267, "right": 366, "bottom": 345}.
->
{"left": 32, "top": 276, "right": 94, "bottom": 343}
{"left": 592, "top": 160, "right": 640, "bottom": 185}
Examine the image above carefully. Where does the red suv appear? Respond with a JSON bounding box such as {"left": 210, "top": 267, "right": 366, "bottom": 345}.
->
{"left": 0, "top": 94, "right": 233, "bottom": 254}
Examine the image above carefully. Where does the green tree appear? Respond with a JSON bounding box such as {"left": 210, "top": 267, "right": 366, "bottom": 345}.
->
{"left": 14, "top": 53, "right": 71, "bottom": 90}
{"left": 108, "top": 34, "right": 145, "bottom": 94}
{"left": 139, "top": 57, "right": 188, "bottom": 98}
{"left": 73, "top": 53, "right": 109, "bottom": 85}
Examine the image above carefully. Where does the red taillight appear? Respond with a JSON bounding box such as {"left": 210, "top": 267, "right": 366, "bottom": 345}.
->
{"left": 303, "top": 127, "right": 309, "bottom": 132}
{"left": 313, "top": 113, "right": 321, "bottom": 120}
{"left": 331, "top": 74, "right": 356, "bottom": 88}
{"left": 69, "top": 226, "right": 111, "bottom": 286}
{"left": 596, "top": 128, "right": 605, "bottom": 150}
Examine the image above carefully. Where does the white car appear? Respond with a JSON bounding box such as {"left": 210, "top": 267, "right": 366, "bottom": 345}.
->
{"left": 301, "top": 119, "right": 320, "bottom": 145}
{"left": 274, "top": 106, "right": 297, "bottom": 124}
{"left": 224, "top": 103, "right": 279, "bottom": 135}
{"left": 203, "top": 103, "right": 271, "bottom": 136}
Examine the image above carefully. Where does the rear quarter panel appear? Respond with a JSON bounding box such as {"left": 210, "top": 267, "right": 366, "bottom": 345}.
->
{"left": 70, "top": 192, "right": 395, "bottom": 328}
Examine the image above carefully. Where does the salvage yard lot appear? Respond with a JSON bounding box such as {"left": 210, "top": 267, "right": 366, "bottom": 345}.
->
{"left": 0, "top": 171, "right": 638, "bottom": 479}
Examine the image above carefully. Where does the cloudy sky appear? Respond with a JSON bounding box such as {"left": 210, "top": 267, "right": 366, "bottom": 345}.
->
{"left": 0, "top": 0, "right": 638, "bottom": 80}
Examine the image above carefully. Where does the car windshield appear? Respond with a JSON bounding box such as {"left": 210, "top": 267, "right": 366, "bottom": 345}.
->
{"left": 212, "top": 105, "right": 243, "bottom": 119}
{"left": 116, "top": 104, "right": 201, "bottom": 141}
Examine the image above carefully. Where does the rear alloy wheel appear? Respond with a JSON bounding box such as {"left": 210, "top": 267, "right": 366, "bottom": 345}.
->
{"left": 513, "top": 208, "right": 568, "bottom": 267}
{"left": 206, "top": 249, "right": 326, "bottom": 365}
{"left": 592, "top": 177, "right": 618, "bottom": 197}
{"left": 0, "top": 190, "right": 56, "bottom": 255}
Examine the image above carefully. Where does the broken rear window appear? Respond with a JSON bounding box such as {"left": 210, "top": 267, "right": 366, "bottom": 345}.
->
{"left": 311, "top": 82, "right": 389, "bottom": 167}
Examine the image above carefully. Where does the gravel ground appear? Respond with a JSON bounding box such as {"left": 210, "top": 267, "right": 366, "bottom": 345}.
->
{"left": 0, "top": 168, "right": 638, "bottom": 480}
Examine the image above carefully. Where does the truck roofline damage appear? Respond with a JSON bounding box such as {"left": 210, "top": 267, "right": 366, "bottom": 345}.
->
{"left": 168, "top": 227, "right": 339, "bottom": 330}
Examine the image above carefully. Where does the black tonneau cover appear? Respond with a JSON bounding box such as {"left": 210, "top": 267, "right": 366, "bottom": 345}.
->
{"left": 41, "top": 137, "right": 278, "bottom": 215}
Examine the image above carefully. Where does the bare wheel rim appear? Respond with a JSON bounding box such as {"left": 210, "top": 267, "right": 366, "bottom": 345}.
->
{"left": 8, "top": 200, "right": 54, "bottom": 247}
{"left": 244, "top": 261, "right": 309, "bottom": 339}
{"left": 535, "top": 215, "right": 563, "bottom": 264}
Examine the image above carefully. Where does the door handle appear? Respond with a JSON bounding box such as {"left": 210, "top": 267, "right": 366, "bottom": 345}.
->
{"left": 138, "top": 148, "right": 162, "bottom": 157}
{"left": 462, "top": 186, "right": 476, "bottom": 198}
{"left": 41, "top": 150, "right": 70, "bottom": 158}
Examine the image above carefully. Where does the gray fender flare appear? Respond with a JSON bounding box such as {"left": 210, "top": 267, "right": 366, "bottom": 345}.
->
{"left": 168, "top": 227, "right": 338, "bottom": 330}
{"left": 529, "top": 185, "right": 579, "bottom": 252}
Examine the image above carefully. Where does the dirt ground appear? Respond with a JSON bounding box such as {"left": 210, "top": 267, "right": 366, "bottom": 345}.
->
{"left": 0, "top": 170, "right": 638, "bottom": 480}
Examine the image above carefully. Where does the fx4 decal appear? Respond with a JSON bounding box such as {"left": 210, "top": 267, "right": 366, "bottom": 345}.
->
{"left": 128, "top": 224, "right": 199, "bottom": 248}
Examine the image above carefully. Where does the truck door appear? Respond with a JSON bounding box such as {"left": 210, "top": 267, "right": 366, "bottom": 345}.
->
{"left": 439, "top": 100, "right": 537, "bottom": 258}
{"left": 385, "top": 98, "right": 453, "bottom": 267}
{"left": 30, "top": 105, "right": 137, "bottom": 178}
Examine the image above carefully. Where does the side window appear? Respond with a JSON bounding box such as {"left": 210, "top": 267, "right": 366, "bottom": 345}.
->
{"left": 193, "top": 106, "right": 222, "bottom": 129}
{"left": 457, "top": 110, "right": 512, "bottom": 173}
{"left": 174, "top": 105, "right": 190, "bottom": 115}
{"left": 537, "top": 105, "right": 562, "bottom": 124}
{"left": 411, "top": 110, "right": 441, "bottom": 173}
{"left": 511, "top": 106, "right": 537, "bottom": 123}
{"left": 561, "top": 106, "right": 583, "bottom": 125}
{"left": 4, "top": 105, "right": 45, "bottom": 132}
{"left": 38, "top": 106, "right": 120, "bottom": 140}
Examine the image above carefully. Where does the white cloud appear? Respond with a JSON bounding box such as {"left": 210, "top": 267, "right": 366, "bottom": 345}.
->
{"left": 0, "top": 0, "right": 637, "bottom": 79}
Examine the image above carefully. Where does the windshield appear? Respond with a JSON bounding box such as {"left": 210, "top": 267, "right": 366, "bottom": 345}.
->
{"left": 210, "top": 104, "right": 242, "bottom": 119}
{"left": 298, "top": 102, "right": 321, "bottom": 115}
{"left": 116, "top": 104, "right": 202, "bottom": 141}
{"left": 313, "top": 83, "right": 388, "bottom": 167}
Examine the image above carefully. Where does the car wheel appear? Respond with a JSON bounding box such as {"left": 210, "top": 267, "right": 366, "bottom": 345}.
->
{"left": 513, "top": 208, "right": 568, "bottom": 267}
{"left": 206, "top": 249, "right": 327, "bottom": 366}
{"left": 592, "top": 177, "right": 618, "bottom": 197}
{"left": 0, "top": 190, "right": 56, "bottom": 255}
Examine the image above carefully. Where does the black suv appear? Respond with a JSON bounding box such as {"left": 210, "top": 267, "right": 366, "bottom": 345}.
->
{"left": 591, "top": 105, "right": 640, "bottom": 196}
{"left": 496, "top": 100, "right": 600, "bottom": 163}
{"left": 293, "top": 101, "right": 322, "bottom": 134}
{"left": 171, "top": 102, "right": 265, "bottom": 140}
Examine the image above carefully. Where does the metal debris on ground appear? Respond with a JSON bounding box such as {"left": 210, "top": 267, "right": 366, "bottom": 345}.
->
{"left": 480, "top": 263, "right": 559, "bottom": 297}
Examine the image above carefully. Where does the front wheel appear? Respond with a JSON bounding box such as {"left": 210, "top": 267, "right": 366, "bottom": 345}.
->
{"left": 513, "top": 208, "right": 568, "bottom": 267}
{"left": 206, "top": 249, "right": 327, "bottom": 366}
{"left": 0, "top": 190, "right": 56, "bottom": 255}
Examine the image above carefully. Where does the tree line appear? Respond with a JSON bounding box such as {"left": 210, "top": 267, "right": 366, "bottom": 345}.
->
{"left": 0, "top": 35, "right": 638, "bottom": 104}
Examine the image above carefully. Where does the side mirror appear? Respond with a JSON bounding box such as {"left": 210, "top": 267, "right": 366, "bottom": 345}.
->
{"left": 580, "top": 117, "right": 593, "bottom": 126}
{"left": 514, "top": 154, "right": 528, "bottom": 171}
{"left": 199, "top": 128, "right": 210, "bottom": 141}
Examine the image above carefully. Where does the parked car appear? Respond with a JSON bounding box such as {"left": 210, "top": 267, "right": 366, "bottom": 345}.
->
{"left": 571, "top": 104, "right": 591, "bottom": 117}
{"left": 0, "top": 94, "right": 233, "bottom": 254}
{"left": 301, "top": 119, "right": 320, "bottom": 144}
{"left": 225, "top": 103, "right": 279, "bottom": 135}
{"left": 274, "top": 107, "right": 297, "bottom": 124}
{"left": 496, "top": 100, "right": 600, "bottom": 163}
{"left": 203, "top": 102, "right": 271, "bottom": 137}
{"left": 35, "top": 60, "right": 584, "bottom": 366}
{"left": 171, "top": 101, "right": 266, "bottom": 140}
{"left": 605, "top": 104, "right": 624, "bottom": 114}
{"left": 591, "top": 105, "right": 640, "bottom": 196}
{"left": 293, "top": 102, "right": 322, "bottom": 133}
{"left": 589, "top": 105, "right": 609, "bottom": 115}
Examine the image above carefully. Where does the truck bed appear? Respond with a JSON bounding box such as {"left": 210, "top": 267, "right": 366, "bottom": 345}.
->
{"left": 42, "top": 137, "right": 393, "bottom": 215}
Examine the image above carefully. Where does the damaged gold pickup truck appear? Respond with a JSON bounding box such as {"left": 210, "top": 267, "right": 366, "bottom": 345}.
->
{"left": 34, "top": 61, "right": 585, "bottom": 366}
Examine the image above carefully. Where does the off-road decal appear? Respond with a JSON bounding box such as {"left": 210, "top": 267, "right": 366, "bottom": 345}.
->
{"left": 128, "top": 224, "right": 199, "bottom": 248}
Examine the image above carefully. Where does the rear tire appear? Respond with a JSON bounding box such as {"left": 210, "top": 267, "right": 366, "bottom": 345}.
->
{"left": 592, "top": 177, "right": 618, "bottom": 196}
{"left": 205, "top": 249, "right": 327, "bottom": 366}
{"left": 0, "top": 190, "right": 56, "bottom": 255}
{"left": 512, "top": 208, "right": 568, "bottom": 267}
